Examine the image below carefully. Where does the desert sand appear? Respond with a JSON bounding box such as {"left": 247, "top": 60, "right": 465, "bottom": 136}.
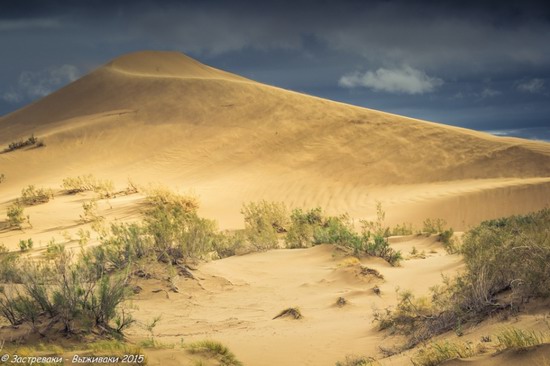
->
{"left": 1, "top": 51, "right": 549, "bottom": 365}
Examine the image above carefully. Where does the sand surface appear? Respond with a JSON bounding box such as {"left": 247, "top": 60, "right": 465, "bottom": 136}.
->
{"left": 1, "top": 51, "right": 549, "bottom": 365}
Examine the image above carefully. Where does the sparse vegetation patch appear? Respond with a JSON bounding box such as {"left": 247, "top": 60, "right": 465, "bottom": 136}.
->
{"left": 20, "top": 185, "right": 54, "bottom": 205}
{"left": 3, "top": 134, "right": 44, "bottom": 153}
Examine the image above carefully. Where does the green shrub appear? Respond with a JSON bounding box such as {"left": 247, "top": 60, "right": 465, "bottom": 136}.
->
{"left": 18, "top": 238, "right": 33, "bottom": 252}
{"left": 335, "top": 355, "right": 376, "bottom": 366}
{"left": 20, "top": 185, "right": 54, "bottom": 205}
{"left": 390, "top": 223, "right": 414, "bottom": 236}
{"left": 212, "top": 230, "right": 247, "bottom": 258}
{"left": 0, "top": 251, "right": 134, "bottom": 334}
{"left": 145, "top": 198, "right": 217, "bottom": 263}
{"left": 438, "top": 228, "right": 457, "bottom": 253}
{"left": 241, "top": 201, "right": 289, "bottom": 250}
{"left": 6, "top": 202, "right": 28, "bottom": 228}
{"left": 285, "top": 207, "right": 323, "bottom": 248}
{"left": 422, "top": 218, "right": 447, "bottom": 235}
{"left": 365, "top": 235, "right": 402, "bottom": 266}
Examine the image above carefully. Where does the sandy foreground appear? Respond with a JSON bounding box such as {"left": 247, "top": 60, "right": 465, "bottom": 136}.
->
{"left": 1, "top": 51, "right": 550, "bottom": 365}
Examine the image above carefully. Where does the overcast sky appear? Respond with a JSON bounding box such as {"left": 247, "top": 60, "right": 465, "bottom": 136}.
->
{"left": 1, "top": 0, "right": 549, "bottom": 140}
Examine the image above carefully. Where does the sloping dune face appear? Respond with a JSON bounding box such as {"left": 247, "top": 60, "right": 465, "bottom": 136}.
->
{"left": 1, "top": 51, "right": 549, "bottom": 229}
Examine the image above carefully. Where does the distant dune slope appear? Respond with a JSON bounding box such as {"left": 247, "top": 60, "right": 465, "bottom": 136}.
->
{"left": 1, "top": 51, "right": 549, "bottom": 229}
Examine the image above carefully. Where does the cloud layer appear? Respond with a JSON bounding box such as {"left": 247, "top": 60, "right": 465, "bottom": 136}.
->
{"left": 339, "top": 65, "right": 443, "bottom": 94}
{"left": 2, "top": 65, "right": 79, "bottom": 103}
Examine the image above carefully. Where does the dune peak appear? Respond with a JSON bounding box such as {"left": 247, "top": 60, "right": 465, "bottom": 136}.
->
{"left": 105, "top": 50, "right": 244, "bottom": 80}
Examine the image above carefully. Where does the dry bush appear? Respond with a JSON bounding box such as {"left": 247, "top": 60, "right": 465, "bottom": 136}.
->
{"left": 187, "top": 340, "right": 243, "bottom": 366}
{"left": 411, "top": 340, "right": 476, "bottom": 366}
{"left": 144, "top": 185, "right": 199, "bottom": 212}
{"left": 62, "top": 174, "right": 114, "bottom": 197}
{"left": 496, "top": 327, "right": 548, "bottom": 350}
{"left": 20, "top": 185, "right": 54, "bottom": 205}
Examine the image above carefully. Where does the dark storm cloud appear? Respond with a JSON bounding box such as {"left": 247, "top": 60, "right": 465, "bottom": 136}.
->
{"left": 1, "top": 0, "right": 549, "bottom": 139}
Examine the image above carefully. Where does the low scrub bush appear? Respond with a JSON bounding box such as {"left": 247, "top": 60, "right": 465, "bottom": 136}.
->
{"left": 0, "top": 251, "right": 134, "bottom": 335}
{"left": 144, "top": 185, "right": 199, "bottom": 212}
{"left": 422, "top": 218, "right": 448, "bottom": 235}
{"left": 411, "top": 340, "right": 476, "bottom": 366}
{"left": 62, "top": 174, "right": 114, "bottom": 197}
{"left": 241, "top": 201, "right": 289, "bottom": 250}
{"left": 389, "top": 223, "right": 414, "bottom": 236}
{"left": 496, "top": 327, "right": 547, "bottom": 350}
{"left": 18, "top": 238, "right": 33, "bottom": 252}
{"left": 3, "top": 134, "right": 41, "bottom": 152}
{"left": 6, "top": 202, "right": 29, "bottom": 229}
{"left": 20, "top": 185, "right": 54, "bottom": 205}
{"left": 285, "top": 207, "right": 323, "bottom": 248}
{"left": 145, "top": 198, "right": 217, "bottom": 263}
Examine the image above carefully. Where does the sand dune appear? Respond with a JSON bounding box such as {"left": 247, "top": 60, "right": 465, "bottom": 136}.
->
{"left": 1, "top": 50, "right": 549, "bottom": 231}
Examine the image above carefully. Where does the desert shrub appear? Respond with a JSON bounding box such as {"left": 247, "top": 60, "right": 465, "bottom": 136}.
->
{"left": 145, "top": 198, "right": 217, "bottom": 263}
{"left": 3, "top": 134, "right": 39, "bottom": 152}
{"left": 422, "top": 218, "right": 447, "bottom": 235}
{"left": 496, "top": 328, "right": 547, "bottom": 350}
{"left": 62, "top": 174, "right": 114, "bottom": 197}
{"left": 411, "top": 340, "right": 476, "bottom": 366}
{"left": 212, "top": 230, "right": 247, "bottom": 258}
{"left": 144, "top": 186, "right": 199, "bottom": 212}
{"left": 313, "top": 214, "right": 357, "bottom": 245}
{"left": 187, "top": 340, "right": 243, "bottom": 366}
{"left": 45, "top": 239, "right": 65, "bottom": 259}
{"left": 18, "top": 238, "right": 33, "bottom": 252}
{"left": 361, "top": 202, "right": 390, "bottom": 238}
{"left": 438, "top": 228, "right": 457, "bottom": 253}
{"left": 0, "top": 173, "right": 4, "bottom": 183}
{"left": 374, "top": 208, "right": 550, "bottom": 347}
{"left": 80, "top": 199, "right": 104, "bottom": 224}
{"left": 6, "top": 202, "right": 29, "bottom": 228}
{"left": 460, "top": 208, "right": 550, "bottom": 302}
{"left": 85, "top": 223, "right": 152, "bottom": 274}
{"left": 241, "top": 201, "right": 289, "bottom": 250}
{"left": 335, "top": 355, "right": 376, "bottom": 366}
{"left": 0, "top": 251, "right": 20, "bottom": 283}
{"left": 0, "top": 251, "right": 133, "bottom": 334}
{"left": 20, "top": 185, "right": 54, "bottom": 205}
{"left": 390, "top": 223, "right": 414, "bottom": 236}
{"left": 365, "top": 235, "right": 402, "bottom": 266}
{"left": 285, "top": 207, "right": 323, "bottom": 248}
